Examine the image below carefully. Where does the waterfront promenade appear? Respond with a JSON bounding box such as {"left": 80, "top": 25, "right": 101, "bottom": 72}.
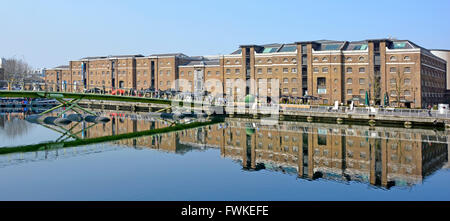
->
{"left": 1, "top": 86, "right": 449, "bottom": 129}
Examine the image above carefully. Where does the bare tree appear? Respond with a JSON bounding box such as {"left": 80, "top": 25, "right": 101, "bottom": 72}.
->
{"left": 1, "top": 57, "right": 33, "bottom": 84}
{"left": 392, "top": 68, "right": 406, "bottom": 107}
{"left": 368, "top": 73, "right": 381, "bottom": 105}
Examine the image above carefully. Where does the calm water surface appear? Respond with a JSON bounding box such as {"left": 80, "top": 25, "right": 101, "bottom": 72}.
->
{"left": 0, "top": 109, "right": 449, "bottom": 201}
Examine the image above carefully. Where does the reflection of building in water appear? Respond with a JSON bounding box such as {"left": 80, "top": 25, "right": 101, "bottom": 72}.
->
{"left": 57, "top": 113, "right": 448, "bottom": 188}
{"left": 16, "top": 110, "right": 449, "bottom": 189}
{"left": 217, "top": 119, "right": 448, "bottom": 188}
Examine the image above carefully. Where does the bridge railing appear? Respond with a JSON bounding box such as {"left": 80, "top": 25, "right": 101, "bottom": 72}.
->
{"left": 0, "top": 80, "right": 173, "bottom": 98}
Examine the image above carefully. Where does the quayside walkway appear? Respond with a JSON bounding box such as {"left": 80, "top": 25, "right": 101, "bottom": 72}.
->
{"left": 1, "top": 86, "right": 450, "bottom": 128}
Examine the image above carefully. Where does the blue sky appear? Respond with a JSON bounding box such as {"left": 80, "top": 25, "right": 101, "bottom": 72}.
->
{"left": 1, "top": 0, "right": 449, "bottom": 68}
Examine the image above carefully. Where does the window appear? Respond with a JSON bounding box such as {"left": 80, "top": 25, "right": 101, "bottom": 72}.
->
{"left": 167, "top": 81, "right": 171, "bottom": 86}
{"left": 292, "top": 78, "right": 297, "bottom": 83}
{"left": 404, "top": 90, "right": 411, "bottom": 96}
{"left": 283, "top": 68, "right": 288, "bottom": 73}
{"left": 257, "top": 68, "right": 262, "bottom": 74}
{"left": 181, "top": 71, "right": 184, "bottom": 76}
{"left": 313, "top": 67, "right": 319, "bottom": 73}
{"left": 346, "top": 67, "right": 353, "bottom": 73}
{"left": 226, "top": 69, "right": 231, "bottom": 74}
{"left": 283, "top": 88, "right": 289, "bottom": 93}
{"left": 404, "top": 78, "right": 411, "bottom": 85}
{"left": 160, "top": 71, "right": 163, "bottom": 75}
{"left": 226, "top": 60, "right": 230, "bottom": 64}
{"left": 404, "top": 67, "right": 411, "bottom": 73}
{"left": 167, "top": 70, "right": 171, "bottom": 76}
{"left": 359, "top": 56, "right": 365, "bottom": 61}
{"left": 390, "top": 78, "right": 396, "bottom": 85}
{"left": 207, "top": 71, "right": 211, "bottom": 76}
{"left": 292, "top": 68, "right": 297, "bottom": 73}
{"left": 292, "top": 58, "right": 297, "bottom": 63}
{"left": 346, "top": 57, "right": 353, "bottom": 62}
{"left": 347, "top": 78, "right": 353, "bottom": 84}
{"left": 235, "top": 69, "right": 240, "bottom": 74}
{"left": 267, "top": 59, "right": 272, "bottom": 63}
{"left": 390, "top": 56, "right": 397, "bottom": 61}
{"left": 322, "top": 67, "right": 328, "bottom": 73}
{"left": 160, "top": 81, "right": 163, "bottom": 86}
{"left": 283, "top": 78, "right": 289, "bottom": 83}
{"left": 404, "top": 56, "right": 411, "bottom": 61}
{"left": 188, "top": 71, "right": 192, "bottom": 76}
{"left": 322, "top": 57, "right": 328, "bottom": 62}
{"left": 390, "top": 67, "right": 397, "bottom": 73}
{"left": 359, "top": 89, "right": 365, "bottom": 95}
{"left": 267, "top": 68, "right": 272, "bottom": 74}
{"left": 359, "top": 78, "right": 365, "bottom": 84}
{"left": 313, "top": 57, "right": 319, "bottom": 62}
{"left": 390, "top": 90, "right": 397, "bottom": 96}
{"left": 347, "top": 89, "right": 353, "bottom": 95}
{"left": 283, "top": 58, "right": 289, "bottom": 63}
{"left": 216, "top": 71, "right": 220, "bottom": 75}
{"left": 359, "top": 67, "right": 366, "bottom": 73}
{"left": 235, "top": 60, "right": 240, "bottom": 64}
{"left": 292, "top": 88, "right": 298, "bottom": 93}
{"left": 257, "top": 59, "right": 262, "bottom": 64}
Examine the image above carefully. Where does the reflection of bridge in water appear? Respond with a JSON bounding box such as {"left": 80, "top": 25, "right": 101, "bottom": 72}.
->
{"left": 0, "top": 112, "right": 448, "bottom": 189}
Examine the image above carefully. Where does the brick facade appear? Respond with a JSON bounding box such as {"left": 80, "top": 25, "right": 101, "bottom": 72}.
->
{"left": 45, "top": 39, "right": 447, "bottom": 108}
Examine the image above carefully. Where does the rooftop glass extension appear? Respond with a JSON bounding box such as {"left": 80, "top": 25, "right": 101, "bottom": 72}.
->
{"left": 393, "top": 42, "right": 407, "bottom": 49}
{"left": 352, "top": 44, "right": 368, "bottom": 50}
{"left": 262, "top": 47, "right": 279, "bottom": 53}
{"left": 323, "top": 44, "right": 341, "bottom": 50}
{"left": 231, "top": 49, "right": 242, "bottom": 55}
{"left": 278, "top": 45, "right": 297, "bottom": 53}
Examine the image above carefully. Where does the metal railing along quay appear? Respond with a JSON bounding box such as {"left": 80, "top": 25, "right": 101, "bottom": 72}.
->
{"left": 1, "top": 80, "right": 449, "bottom": 120}
{"left": 281, "top": 105, "right": 450, "bottom": 120}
